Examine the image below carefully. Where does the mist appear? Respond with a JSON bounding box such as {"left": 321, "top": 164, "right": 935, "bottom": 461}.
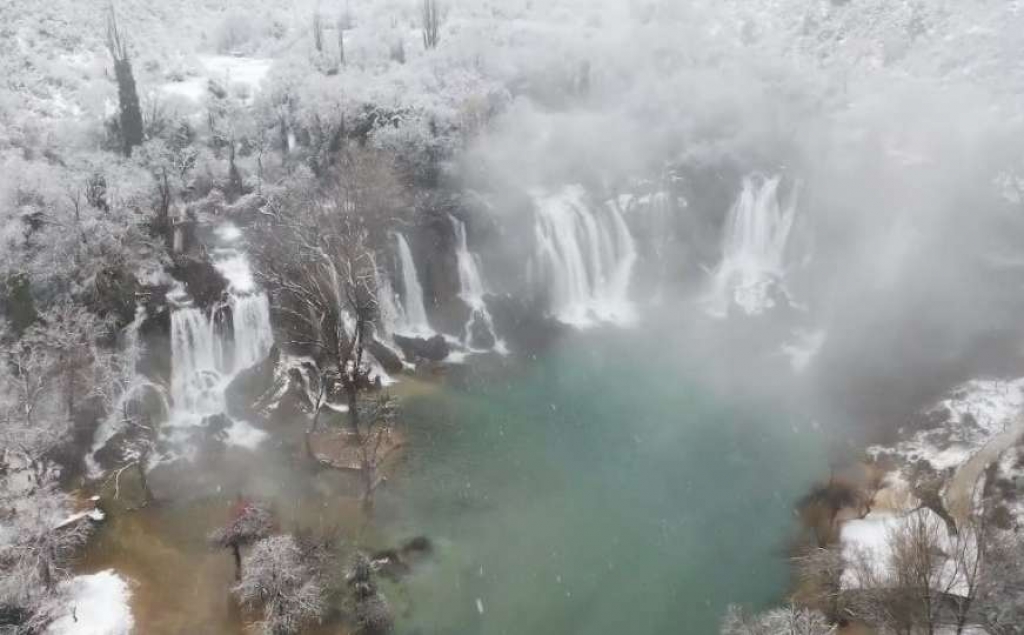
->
{"left": 6, "top": 0, "right": 1024, "bottom": 632}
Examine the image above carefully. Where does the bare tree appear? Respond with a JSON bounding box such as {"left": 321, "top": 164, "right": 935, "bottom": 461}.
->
{"left": 976, "top": 526, "right": 1024, "bottom": 633}
{"left": 0, "top": 466, "right": 94, "bottom": 630}
{"left": 846, "top": 508, "right": 984, "bottom": 635}
{"left": 793, "top": 546, "right": 846, "bottom": 623}
{"left": 209, "top": 500, "right": 274, "bottom": 580}
{"left": 234, "top": 535, "right": 325, "bottom": 635}
{"left": 353, "top": 394, "right": 399, "bottom": 510}
{"left": 720, "top": 603, "right": 835, "bottom": 634}
{"left": 421, "top": 0, "right": 442, "bottom": 50}
{"left": 250, "top": 147, "right": 405, "bottom": 513}
{"left": 105, "top": 5, "right": 144, "bottom": 156}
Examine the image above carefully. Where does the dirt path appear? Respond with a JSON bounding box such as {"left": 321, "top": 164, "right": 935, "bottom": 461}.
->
{"left": 945, "top": 414, "right": 1024, "bottom": 524}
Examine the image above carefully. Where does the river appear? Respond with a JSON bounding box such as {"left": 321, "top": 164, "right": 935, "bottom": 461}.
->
{"left": 383, "top": 324, "right": 827, "bottom": 634}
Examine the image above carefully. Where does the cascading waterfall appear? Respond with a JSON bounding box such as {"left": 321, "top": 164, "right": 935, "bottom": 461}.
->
{"left": 394, "top": 233, "right": 432, "bottom": 336}
{"left": 530, "top": 185, "right": 637, "bottom": 326}
{"left": 162, "top": 224, "right": 274, "bottom": 454}
{"left": 169, "top": 305, "right": 225, "bottom": 420}
{"left": 450, "top": 215, "right": 502, "bottom": 351}
{"left": 230, "top": 293, "right": 274, "bottom": 373}
{"left": 707, "top": 175, "right": 797, "bottom": 317}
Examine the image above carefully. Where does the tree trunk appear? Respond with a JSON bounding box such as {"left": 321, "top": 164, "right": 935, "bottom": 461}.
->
{"left": 137, "top": 460, "right": 153, "bottom": 505}
{"left": 232, "top": 543, "right": 242, "bottom": 581}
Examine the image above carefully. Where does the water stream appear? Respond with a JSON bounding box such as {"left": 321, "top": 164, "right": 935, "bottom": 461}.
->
{"left": 707, "top": 176, "right": 798, "bottom": 317}
{"left": 450, "top": 215, "right": 501, "bottom": 351}
{"left": 530, "top": 186, "right": 637, "bottom": 326}
{"left": 395, "top": 233, "right": 433, "bottom": 337}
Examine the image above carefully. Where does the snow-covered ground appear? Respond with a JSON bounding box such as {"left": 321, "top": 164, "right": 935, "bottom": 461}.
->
{"left": 840, "top": 508, "right": 976, "bottom": 597}
{"left": 46, "top": 570, "right": 134, "bottom": 635}
{"left": 870, "top": 378, "right": 1024, "bottom": 472}
{"left": 160, "top": 55, "right": 271, "bottom": 103}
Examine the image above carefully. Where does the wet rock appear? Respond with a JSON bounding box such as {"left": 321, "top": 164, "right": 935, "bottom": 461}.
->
{"left": 169, "top": 255, "right": 228, "bottom": 309}
{"left": 467, "top": 310, "right": 497, "bottom": 350}
{"left": 137, "top": 301, "right": 172, "bottom": 383}
{"left": 401, "top": 535, "right": 433, "bottom": 555}
{"left": 203, "top": 413, "right": 233, "bottom": 440}
{"left": 485, "top": 293, "right": 566, "bottom": 356}
{"left": 367, "top": 338, "right": 404, "bottom": 374}
{"left": 414, "top": 201, "right": 463, "bottom": 335}
{"left": 370, "top": 535, "right": 434, "bottom": 581}
{"left": 393, "top": 334, "right": 450, "bottom": 363}
{"left": 225, "top": 345, "right": 280, "bottom": 422}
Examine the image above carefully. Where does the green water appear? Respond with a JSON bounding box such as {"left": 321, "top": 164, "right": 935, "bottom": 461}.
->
{"left": 385, "top": 328, "right": 827, "bottom": 635}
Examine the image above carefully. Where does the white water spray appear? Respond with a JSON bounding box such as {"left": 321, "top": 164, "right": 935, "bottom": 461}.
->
{"left": 230, "top": 293, "right": 274, "bottom": 373}
{"left": 531, "top": 186, "right": 637, "bottom": 326}
{"left": 374, "top": 263, "right": 403, "bottom": 339}
{"left": 169, "top": 305, "right": 225, "bottom": 420}
{"left": 163, "top": 224, "right": 274, "bottom": 454}
{"left": 450, "top": 215, "right": 503, "bottom": 351}
{"left": 707, "top": 175, "right": 798, "bottom": 317}
{"left": 394, "top": 233, "right": 432, "bottom": 336}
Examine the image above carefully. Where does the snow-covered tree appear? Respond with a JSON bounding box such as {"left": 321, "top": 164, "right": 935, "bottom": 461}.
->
{"left": 105, "top": 6, "right": 144, "bottom": 156}
{"left": 720, "top": 604, "right": 835, "bottom": 635}
{"left": 209, "top": 500, "right": 274, "bottom": 580}
{"left": 421, "top": 0, "right": 442, "bottom": 50}
{"left": 234, "top": 535, "right": 325, "bottom": 635}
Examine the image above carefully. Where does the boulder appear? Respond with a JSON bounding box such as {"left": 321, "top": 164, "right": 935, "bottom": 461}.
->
{"left": 393, "top": 334, "right": 450, "bottom": 363}
{"left": 370, "top": 535, "right": 434, "bottom": 581}
{"left": 169, "top": 255, "right": 227, "bottom": 309}
{"left": 485, "top": 293, "right": 566, "bottom": 356}
{"left": 366, "top": 338, "right": 404, "bottom": 374}
{"left": 467, "top": 310, "right": 497, "bottom": 350}
{"left": 225, "top": 345, "right": 280, "bottom": 423}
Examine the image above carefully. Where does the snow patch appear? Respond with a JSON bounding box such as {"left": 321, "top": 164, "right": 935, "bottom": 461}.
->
{"left": 225, "top": 420, "right": 268, "bottom": 451}
{"left": 46, "top": 570, "right": 134, "bottom": 635}
{"left": 841, "top": 509, "right": 975, "bottom": 597}
{"left": 159, "top": 55, "right": 271, "bottom": 103}
{"left": 871, "top": 378, "right": 1024, "bottom": 472}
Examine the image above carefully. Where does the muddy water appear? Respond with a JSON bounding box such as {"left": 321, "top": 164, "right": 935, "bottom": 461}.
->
{"left": 77, "top": 441, "right": 379, "bottom": 634}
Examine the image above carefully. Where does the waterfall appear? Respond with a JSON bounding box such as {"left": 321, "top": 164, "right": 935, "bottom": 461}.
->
{"left": 450, "top": 215, "right": 502, "bottom": 351}
{"left": 168, "top": 292, "right": 274, "bottom": 422}
{"left": 394, "top": 233, "right": 432, "bottom": 336}
{"left": 86, "top": 306, "right": 170, "bottom": 475}
{"left": 374, "top": 263, "right": 403, "bottom": 339}
{"left": 169, "top": 305, "right": 225, "bottom": 420}
{"left": 230, "top": 293, "right": 274, "bottom": 372}
{"left": 530, "top": 185, "right": 637, "bottom": 326}
{"left": 707, "top": 175, "right": 797, "bottom": 317}
{"left": 167, "top": 224, "right": 275, "bottom": 432}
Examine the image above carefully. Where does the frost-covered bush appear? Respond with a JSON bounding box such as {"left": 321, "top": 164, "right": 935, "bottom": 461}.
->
{"left": 234, "top": 535, "right": 325, "bottom": 635}
{"left": 720, "top": 604, "right": 835, "bottom": 635}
